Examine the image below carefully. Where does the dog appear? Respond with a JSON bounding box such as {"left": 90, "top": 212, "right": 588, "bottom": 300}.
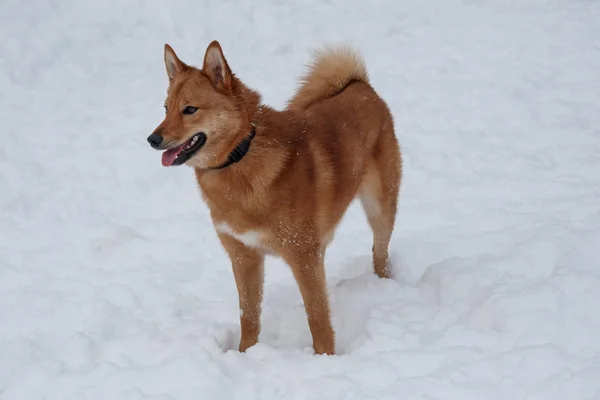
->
{"left": 148, "top": 40, "right": 402, "bottom": 355}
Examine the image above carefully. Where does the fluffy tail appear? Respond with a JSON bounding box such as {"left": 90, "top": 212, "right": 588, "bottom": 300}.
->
{"left": 287, "top": 45, "right": 369, "bottom": 110}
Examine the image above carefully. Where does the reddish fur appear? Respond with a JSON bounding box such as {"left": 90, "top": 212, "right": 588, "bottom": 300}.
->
{"left": 287, "top": 45, "right": 369, "bottom": 110}
{"left": 152, "top": 41, "right": 402, "bottom": 355}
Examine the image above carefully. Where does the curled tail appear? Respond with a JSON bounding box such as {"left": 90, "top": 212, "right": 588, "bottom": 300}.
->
{"left": 287, "top": 45, "right": 369, "bottom": 110}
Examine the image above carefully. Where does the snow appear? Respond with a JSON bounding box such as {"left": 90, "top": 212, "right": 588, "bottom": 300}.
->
{"left": 1, "top": 0, "right": 600, "bottom": 398}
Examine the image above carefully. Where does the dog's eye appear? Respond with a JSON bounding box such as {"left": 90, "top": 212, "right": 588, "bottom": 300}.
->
{"left": 183, "top": 106, "right": 198, "bottom": 115}
{"left": 164, "top": 106, "right": 168, "bottom": 113}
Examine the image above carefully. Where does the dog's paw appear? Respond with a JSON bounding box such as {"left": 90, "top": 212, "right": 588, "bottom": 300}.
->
{"left": 238, "top": 337, "right": 258, "bottom": 353}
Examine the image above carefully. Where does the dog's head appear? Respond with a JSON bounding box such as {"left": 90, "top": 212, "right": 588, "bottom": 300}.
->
{"left": 148, "top": 41, "right": 250, "bottom": 168}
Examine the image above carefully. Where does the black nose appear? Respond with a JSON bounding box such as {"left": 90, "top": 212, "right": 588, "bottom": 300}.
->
{"left": 147, "top": 132, "right": 163, "bottom": 149}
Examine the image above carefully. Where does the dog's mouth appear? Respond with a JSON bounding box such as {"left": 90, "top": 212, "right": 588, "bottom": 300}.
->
{"left": 162, "top": 132, "right": 207, "bottom": 167}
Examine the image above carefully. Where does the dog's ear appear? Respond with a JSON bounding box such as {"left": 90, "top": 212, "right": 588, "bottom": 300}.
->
{"left": 164, "top": 44, "right": 187, "bottom": 83}
{"left": 202, "top": 40, "right": 232, "bottom": 93}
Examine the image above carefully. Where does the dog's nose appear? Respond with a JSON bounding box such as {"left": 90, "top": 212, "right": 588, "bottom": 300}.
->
{"left": 147, "top": 132, "right": 163, "bottom": 149}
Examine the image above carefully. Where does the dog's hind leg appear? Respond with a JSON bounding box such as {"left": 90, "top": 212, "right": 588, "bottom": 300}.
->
{"left": 359, "top": 119, "right": 402, "bottom": 279}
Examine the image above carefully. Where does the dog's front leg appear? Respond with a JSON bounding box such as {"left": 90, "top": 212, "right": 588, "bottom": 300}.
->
{"left": 284, "top": 248, "right": 335, "bottom": 355}
{"left": 218, "top": 233, "right": 265, "bottom": 352}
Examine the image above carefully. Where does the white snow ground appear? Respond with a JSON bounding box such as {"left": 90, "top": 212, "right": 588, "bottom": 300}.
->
{"left": 1, "top": 0, "right": 600, "bottom": 398}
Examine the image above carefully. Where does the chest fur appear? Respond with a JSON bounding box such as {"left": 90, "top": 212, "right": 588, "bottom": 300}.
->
{"left": 214, "top": 221, "right": 263, "bottom": 248}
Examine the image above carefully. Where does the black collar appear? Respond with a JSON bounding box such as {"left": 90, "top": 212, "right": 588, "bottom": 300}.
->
{"left": 211, "top": 123, "right": 256, "bottom": 170}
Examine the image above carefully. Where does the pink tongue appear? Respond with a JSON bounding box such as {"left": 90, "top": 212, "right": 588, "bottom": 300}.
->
{"left": 161, "top": 143, "right": 186, "bottom": 167}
